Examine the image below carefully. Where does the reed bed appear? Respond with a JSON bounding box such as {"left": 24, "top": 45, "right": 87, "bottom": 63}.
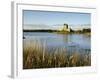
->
{"left": 23, "top": 40, "right": 91, "bottom": 69}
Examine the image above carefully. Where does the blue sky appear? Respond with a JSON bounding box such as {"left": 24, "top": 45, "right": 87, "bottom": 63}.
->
{"left": 23, "top": 10, "right": 91, "bottom": 29}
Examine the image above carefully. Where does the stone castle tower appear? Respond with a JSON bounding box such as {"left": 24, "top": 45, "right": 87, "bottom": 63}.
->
{"left": 62, "top": 24, "right": 70, "bottom": 32}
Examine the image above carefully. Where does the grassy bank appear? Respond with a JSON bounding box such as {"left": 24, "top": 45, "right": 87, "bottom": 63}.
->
{"left": 23, "top": 40, "right": 91, "bottom": 69}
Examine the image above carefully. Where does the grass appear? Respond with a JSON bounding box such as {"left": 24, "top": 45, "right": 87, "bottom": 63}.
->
{"left": 23, "top": 40, "right": 91, "bottom": 69}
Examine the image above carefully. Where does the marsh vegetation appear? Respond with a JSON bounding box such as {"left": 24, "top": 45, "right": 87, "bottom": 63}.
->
{"left": 23, "top": 35, "right": 91, "bottom": 69}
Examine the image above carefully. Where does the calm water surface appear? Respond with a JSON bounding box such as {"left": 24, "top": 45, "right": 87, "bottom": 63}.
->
{"left": 23, "top": 32, "right": 91, "bottom": 54}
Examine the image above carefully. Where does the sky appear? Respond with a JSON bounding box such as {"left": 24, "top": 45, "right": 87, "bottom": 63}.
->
{"left": 23, "top": 10, "right": 91, "bottom": 30}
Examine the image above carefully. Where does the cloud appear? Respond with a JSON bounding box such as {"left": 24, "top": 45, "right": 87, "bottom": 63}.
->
{"left": 23, "top": 24, "right": 91, "bottom": 30}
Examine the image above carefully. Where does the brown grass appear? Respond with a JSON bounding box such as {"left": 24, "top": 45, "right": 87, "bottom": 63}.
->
{"left": 23, "top": 40, "right": 91, "bottom": 69}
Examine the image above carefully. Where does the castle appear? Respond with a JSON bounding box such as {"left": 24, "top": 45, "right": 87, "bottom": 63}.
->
{"left": 59, "top": 24, "right": 71, "bottom": 32}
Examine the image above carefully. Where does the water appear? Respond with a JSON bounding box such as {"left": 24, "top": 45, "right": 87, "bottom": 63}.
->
{"left": 23, "top": 32, "right": 91, "bottom": 54}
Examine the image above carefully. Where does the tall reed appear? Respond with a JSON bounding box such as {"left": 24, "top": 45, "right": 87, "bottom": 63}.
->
{"left": 23, "top": 40, "right": 91, "bottom": 69}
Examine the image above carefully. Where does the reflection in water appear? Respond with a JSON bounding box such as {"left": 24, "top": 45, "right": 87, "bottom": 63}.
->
{"left": 23, "top": 32, "right": 91, "bottom": 55}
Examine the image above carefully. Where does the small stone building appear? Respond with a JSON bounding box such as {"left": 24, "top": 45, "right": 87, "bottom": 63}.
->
{"left": 62, "top": 24, "right": 70, "bottom": 32}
